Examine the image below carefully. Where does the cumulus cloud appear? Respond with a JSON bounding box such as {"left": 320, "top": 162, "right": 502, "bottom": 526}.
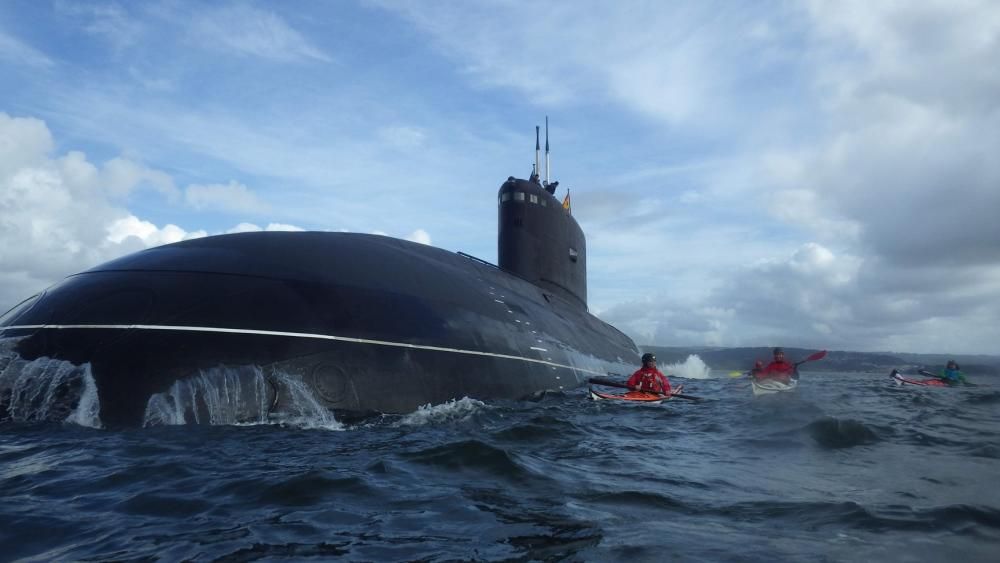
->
{"left": 405, "top": 229, "right": 432, "bottom": 245}
{"left": 574, "top": 3, "right": 1000, "bottom": 353}
{"left": 0, "top": 113, "right": 278, "bottom": 311}
{"left": 0, "top": 114, "right": 199, "bottom": 307}
{"left": 106, "top": 215, "right": 205, "bottom": 247}
{"left": 225, "top": 222, "right": 305, "bottom": 234}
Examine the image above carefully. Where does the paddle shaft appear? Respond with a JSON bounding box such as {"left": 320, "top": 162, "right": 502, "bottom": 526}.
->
{"left": 588, "top": 377, "right": 702, "bottom": 401}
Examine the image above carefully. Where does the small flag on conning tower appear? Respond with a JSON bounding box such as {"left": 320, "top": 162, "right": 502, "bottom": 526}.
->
{"left": 562, "top": 190, "right": 571, "bottom": 214}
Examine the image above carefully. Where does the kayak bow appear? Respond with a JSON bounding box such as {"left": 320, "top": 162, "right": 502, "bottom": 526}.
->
{"left": 890, "top": 370, "right": 948, "bottom": 387}
{"left": 751, "top": 378, "right": 798, "bottom": 396}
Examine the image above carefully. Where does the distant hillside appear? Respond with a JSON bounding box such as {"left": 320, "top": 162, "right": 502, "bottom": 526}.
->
{"left": 641, "top": 346, "right": 1000, "bottom": 376}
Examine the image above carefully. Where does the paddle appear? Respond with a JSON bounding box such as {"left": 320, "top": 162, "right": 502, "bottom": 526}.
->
{"left": 787, "top": 349, "right": 827, "bottom": 381}
{"left": 587, "top": 377, "right": 702, "bottom": 401}
{"left": 794, "top": 349, "right": 827, "bottom": 367}
{"left": 729, "top": 370, "right": 748, "bottom": 378}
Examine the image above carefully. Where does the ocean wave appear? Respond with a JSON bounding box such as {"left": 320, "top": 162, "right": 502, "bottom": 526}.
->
{"left": 403, "top": 439, "right": 533, "bottom": 482}
{"left": 805, "top": 417, "right": 880, "bottom": 449}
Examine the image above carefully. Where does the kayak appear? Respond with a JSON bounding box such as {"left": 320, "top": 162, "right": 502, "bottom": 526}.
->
{"left": 588, "top": 388, "right": 668, "bottom": 403}
{"left": 891, "top": 370, "right": 947, "bottom": 387}
{"left": 751, "top": 378, "right": 798, "bottom": 396}
{"left": 588, "top": 387, "right": 670, "bottom": 403}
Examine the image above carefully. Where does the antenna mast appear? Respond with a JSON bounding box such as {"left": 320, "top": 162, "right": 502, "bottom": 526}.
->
{"left": 544, "top": 116, "right": 551, "bottom": 186}
{"left": 534, "top": 126, "right": 541, "bottom": 182}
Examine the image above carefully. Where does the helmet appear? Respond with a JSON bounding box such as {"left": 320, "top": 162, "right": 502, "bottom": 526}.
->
{"left": 641, "top": 353, "right": 656, "bottom": 363}
{"left": 947, "top": 360, "right": 958, "bottom": 369}
{"left": 773, "top": 347, "right": 784, "bottom": 355}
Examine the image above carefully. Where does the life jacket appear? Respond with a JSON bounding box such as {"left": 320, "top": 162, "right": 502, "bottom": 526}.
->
{"left": 759, "top": 360, "right": 795, "bottom": 382}
{"left": 940, "top": 369, "right": 964, "bottom": 384}
{"left": 627, "top": 366, "right": 670, "bottom": 394}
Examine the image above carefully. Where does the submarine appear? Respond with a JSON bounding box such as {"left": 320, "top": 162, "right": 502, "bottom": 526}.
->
{"left": 0, "top": 124, "right": 640, "bottom": 427}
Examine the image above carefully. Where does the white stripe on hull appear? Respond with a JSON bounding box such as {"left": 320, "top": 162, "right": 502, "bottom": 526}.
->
{"left": 1, "top": 323, "right": 613, "bottom": 377}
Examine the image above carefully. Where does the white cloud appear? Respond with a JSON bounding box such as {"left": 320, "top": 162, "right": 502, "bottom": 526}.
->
{"left": 405, "top": 229, "right": 431, "bottom": 245}
{"left": 225, "top": 222, "right": 305, "bottom": 234}
{"left": 56, "top": 2, "right": 143, "bottom": 50}
{"left": 106, "top": 215, "right": 203, "bottom": 246}
{"left": 0, "top": 114, "right": 207, "bottom": 310}
{"left": 593, "top": 1, "right": 1000, "bottom": 353}
{"left": 185, "top": 181, "right": 269, "bottom": 214}
{"left": 0, "top": 30, "right": 54, "bottom": 68}
{"left": 191, "top": 6, "right": 331, "bottom": 63}
{"left": 378, "top": 2, "right": 796, "bottom": 126}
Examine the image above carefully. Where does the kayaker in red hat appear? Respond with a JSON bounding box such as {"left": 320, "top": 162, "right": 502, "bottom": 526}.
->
{"left": 758, "top": 347, "right": 796, "bottom": 383}
{"left": 627, "top": 353, "right": 672, "bottom": 394}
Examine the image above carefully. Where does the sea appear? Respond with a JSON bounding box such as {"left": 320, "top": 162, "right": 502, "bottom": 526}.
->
{"left": 1, "top": 357, "right": 998, "bottom": 562}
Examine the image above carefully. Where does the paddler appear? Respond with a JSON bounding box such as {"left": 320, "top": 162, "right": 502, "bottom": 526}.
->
{"left": 937, "top": 360, "right": 969, "bottom": 386}
{"left": 757, "top": 347, "right": 796, "bottom": 383}
{"left": 627, "top": 353, "right": 672, "bottom": 395}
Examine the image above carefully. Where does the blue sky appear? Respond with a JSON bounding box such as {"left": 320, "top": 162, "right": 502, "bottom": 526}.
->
{"left": 2, "top": 1, "right": 999, "bottom": 355}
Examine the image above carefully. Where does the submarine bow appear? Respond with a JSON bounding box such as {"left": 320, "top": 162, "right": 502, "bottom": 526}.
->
{"left": 1, "top": 178, "right": 639, "bottom": 427}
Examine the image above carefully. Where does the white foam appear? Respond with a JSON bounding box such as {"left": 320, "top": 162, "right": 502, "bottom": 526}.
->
{"left": 395, "top": 397, "right": 487, "bottom": 426}
{"left": 0, "top": 351, "right": 101, "bottom": 426}
{"left": 663, "top": 354, "right": 713, "bottom": 379}
{"left": 65, "top": 366, "right": 102, "bottom": 428}
{"left": 142, "top": 366, "right": 344, "bottom": 430}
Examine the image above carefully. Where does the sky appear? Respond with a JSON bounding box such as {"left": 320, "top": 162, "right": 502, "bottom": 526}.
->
{"left": 1, "top": 0, "right": 998, "bottom": 355}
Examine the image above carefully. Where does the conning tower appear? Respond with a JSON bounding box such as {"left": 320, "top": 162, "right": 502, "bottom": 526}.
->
{"left": 498, "top": 120, "right": 587, "bottom": 309}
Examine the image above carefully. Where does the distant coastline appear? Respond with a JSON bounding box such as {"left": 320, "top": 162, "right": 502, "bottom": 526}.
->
{"left": 643, "top": 346, "right": 1000, "bottom": 376}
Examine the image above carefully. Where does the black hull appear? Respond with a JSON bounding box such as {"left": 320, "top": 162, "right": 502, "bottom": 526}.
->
{"left": 1, "top": 232, "right": 638, "bottom": 426}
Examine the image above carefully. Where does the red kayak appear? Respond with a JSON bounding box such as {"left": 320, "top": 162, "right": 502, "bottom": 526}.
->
{"left": 891, "top": 370, "right": 947, "bottom": 387}
{"left": 589, "top": 387, "right": 669, "bottom": 403}
{"left": 588, "top": 384, "right": 685, "bottom": 403}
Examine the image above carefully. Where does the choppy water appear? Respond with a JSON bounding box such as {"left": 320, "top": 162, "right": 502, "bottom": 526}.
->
{"left": 2, "top": 369, "right": 998, "bottom": 562}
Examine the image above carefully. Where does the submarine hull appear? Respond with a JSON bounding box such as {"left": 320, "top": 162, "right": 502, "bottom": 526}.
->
{"left": 1, "top": 231, "right": 639, "bottom": 426}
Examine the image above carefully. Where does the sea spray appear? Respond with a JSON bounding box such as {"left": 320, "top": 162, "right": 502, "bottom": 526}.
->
{"left": 143, "top": 366, "right": 343, "bottom": 430}
{"left": 663, "top": 354, "right": 713, "bottom": 379}
{"left": 395, "top": 397, "right": 487, "bottom": 426}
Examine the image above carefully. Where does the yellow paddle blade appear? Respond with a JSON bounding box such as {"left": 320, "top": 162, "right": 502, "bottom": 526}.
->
{"left": 729, "top": 371, "right": 745, "bottom": 377}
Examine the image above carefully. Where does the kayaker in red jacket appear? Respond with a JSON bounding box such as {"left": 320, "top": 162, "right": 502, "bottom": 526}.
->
{"left": 758, "top": 347, "right": 796, "bottom": 383}
{"left": 627, "top": 353, "right": 672, "bottom": 394}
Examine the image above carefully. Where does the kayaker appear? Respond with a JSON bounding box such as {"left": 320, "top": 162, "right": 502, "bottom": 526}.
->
{"left": 749, "top": 360, "right": 764, "bottom": 380}
{"left": 627, "top": 353, "right": 672, "bottom": 394}
{"left": 937, "top": 360, "right": 968, "bottom": 386}
{"left": 758, "top": 347, "right": 796, "bottom": 383}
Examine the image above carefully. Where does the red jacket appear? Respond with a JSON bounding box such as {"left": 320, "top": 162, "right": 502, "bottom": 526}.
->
{"left": 759, "top": 360, "right": 795, "bottom": 383}
{"left": 627, "top": 366, "right": 671, "bottom": 394}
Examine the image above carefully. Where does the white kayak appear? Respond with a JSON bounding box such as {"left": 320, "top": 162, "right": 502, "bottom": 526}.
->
{"left": 751, "top": 378, "right": 798, "bottom": 396}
